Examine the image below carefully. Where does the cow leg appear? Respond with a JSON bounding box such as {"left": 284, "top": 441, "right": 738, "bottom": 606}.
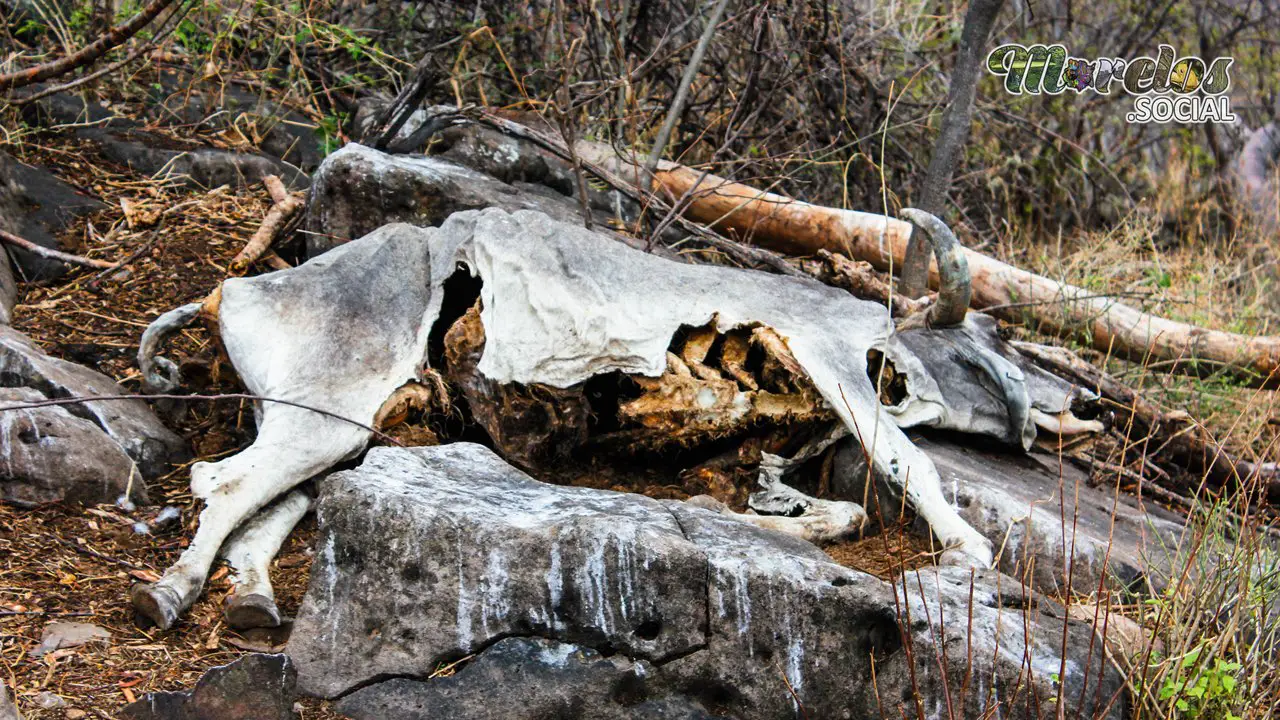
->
{"left": 132, "top": 411, "right": 366, "bottom": 629}
{"left": 220, "top": 489, "right": 311, "bottom": 629}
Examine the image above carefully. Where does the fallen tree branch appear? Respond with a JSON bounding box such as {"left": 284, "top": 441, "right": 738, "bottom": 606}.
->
{"left": 1011, "top": 341, "right": 1280, "bottom": 500}
{"left": 577, "top": 146, "right": 1280, "bottom": 386}
{"left": 467, "top": 110, "right": 808, "bottom": 278}
{"left": 229, "top": 176, "right": 305, "bottom": 275}
{"left": 803, "top": 250, "right": 929, "bottom": 318}
{"left": 9, "top": 0, "right": 193, "bottom": 106}
{"left": 0, "top": 227, "right": 116, "bottom": 269}
{"left": 0, "top": 0, "right": 183, "bottom": 92}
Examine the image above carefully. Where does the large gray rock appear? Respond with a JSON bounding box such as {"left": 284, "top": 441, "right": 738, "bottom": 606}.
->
{"left": 288, "top": 443, "right": 1126, "bottom": 719}
{"left": 146, "top": 70, "right": 324, "bottom": 172}
{"left": 0, "top": 680, "right": 20, "bottom": 720}
{"left": 834, "top": 433, "right": 1185, "bottom": 597}
{"left": 304, "top": 143, "right": 634, "bottom": 256}
{"left": 0, "top": 151, "right": 106, "bottom": 281}
{"left": 0, "top": 325, "right": 187, "bottom": 480}
{"left": 338, "top": 637, "right": 714, "bottom": 720}
{"left": 0, "top": 387, "right": 145, "bottom": 506}
{"left": 80, "top": 126, "right": 309, "bottom": 191}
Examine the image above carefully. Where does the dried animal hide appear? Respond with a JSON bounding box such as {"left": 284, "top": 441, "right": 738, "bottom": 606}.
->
{"left": 134, "top": 207, "right": 1104, "bottom": 627}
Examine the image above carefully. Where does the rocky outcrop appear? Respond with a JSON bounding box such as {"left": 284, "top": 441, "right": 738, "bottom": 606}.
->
{"left": 119, "top": 654, "right": 297, "bottom": 720}
{"left": 303, "top": 139, "right": 642, "bottom": 256}
{"left": 0, "top": 387, "right": 144, "bottom": 506}
{"left": 0, "top": 150, "right": 106, "bottom": 281}
{"left": 834, "top": 433, "right": 1185, "bottom": 597}
{"left": 18, "top": 92, "right": 308, "bottom": 191}
{"left": 337, "top": 637, "right": 715, "bottom": 720}
{"left": 288, "top": 443, "right": 1125, "bottom": 719}
{"left": 0, "top": 325, "right": 186, "bottom": 504}
{"left": 306, "top": 144, "right": 593, "bottom": 255}
{"left": 145, "top": 69, "right": 324, "bottom": 172}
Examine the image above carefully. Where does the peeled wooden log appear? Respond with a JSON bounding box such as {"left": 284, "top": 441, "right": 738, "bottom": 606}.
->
{"left": 581, "top": 148, "right": 1280, "bottom": 386}
{"left": 230, "top": 175, "right": 304, "bottom": 275}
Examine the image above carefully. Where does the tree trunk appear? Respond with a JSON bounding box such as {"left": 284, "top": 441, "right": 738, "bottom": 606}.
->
{"left": 899, "top": 0, "right": 1005, "bottom": 298}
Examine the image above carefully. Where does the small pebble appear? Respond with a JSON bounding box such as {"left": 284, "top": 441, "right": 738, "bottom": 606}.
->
{"left": 66, "top": 709, "right": 86, "bottom": 719}
{"left": 153, "top": 505, "right": 182, "bottom": 528}
{"left": 35, "top": 691, "right": 66, "bottom": 709}
{"left": 116, "top": 494, "right": 137, "bottom": 512}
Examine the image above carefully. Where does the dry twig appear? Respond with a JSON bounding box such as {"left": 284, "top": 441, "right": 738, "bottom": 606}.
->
{"left": 0, "top": 0, "right": 183, "bottom": 92}
{"left": 0, "top": 228, "right": 116, "bottom": 270}
{"left": 229, "top": 176, "right": 304, "bottom": 275}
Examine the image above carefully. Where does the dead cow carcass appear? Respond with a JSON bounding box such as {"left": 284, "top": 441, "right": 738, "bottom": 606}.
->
{"left": 132, "top": 207, "right": 1097, "bottom": 629}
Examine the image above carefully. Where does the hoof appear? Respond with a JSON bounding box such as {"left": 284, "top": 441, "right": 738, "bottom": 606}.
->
{"left": 224, "top": 593, "right": 281, "bottom": 629}
{"left": 939, "top": 535, "right": 995, "bottom": 569}
{"left": 131, "top": 583, "right": 183, "bottom": 630}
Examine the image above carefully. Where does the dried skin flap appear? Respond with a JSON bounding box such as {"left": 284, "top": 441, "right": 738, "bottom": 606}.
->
{"left": 449, "top": 209, "right": 988, "bottom": 562}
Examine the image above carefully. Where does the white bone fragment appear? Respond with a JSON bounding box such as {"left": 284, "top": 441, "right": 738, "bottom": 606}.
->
{"left": 685, "top": 493, "right": 867, "bottom": 544}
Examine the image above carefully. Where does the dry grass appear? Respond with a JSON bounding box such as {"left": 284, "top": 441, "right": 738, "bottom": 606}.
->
{"left": 986, "top": 154, "right": 1280, "bottom": 720}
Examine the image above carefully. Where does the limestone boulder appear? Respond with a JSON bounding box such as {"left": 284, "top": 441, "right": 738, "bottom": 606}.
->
{"left": 287, "top": 443, "right": 1126, "bottom": 719}
{"left": 0, "top": 325, "right": 187, "bottom": 484}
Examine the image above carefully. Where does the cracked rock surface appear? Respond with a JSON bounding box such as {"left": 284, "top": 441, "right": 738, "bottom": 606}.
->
{"left": 336, "top": 637, "right": 715, "bottom": 720}
{"left": 287, "top": 443, "right": 1124, "bottom": 719}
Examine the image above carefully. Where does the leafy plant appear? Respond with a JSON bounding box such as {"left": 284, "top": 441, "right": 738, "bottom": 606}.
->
{"left": 317, "top": 113, "right": 349, "bottom": 157}
{"left": 1140, "top": 645, "right": 1243, "bottom": 720}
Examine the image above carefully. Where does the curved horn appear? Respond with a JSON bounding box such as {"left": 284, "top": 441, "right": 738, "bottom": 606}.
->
{"left": 138, "top": 302, "right": 202, "bottom": 392}
{"left": 898, "top": 208, "right": 971, "bottom": 327}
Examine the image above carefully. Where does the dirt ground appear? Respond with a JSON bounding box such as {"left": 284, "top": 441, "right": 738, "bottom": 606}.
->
{"left": 0, "top": 129, "right": 936, "bottom": 719}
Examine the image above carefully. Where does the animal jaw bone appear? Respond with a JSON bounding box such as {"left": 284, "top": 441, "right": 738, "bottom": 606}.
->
{"left": 685, "top": 489, "right": 868, "bottom": 544}
{"left": 132, "top": 206, "right": 1047, "bottom": 628}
